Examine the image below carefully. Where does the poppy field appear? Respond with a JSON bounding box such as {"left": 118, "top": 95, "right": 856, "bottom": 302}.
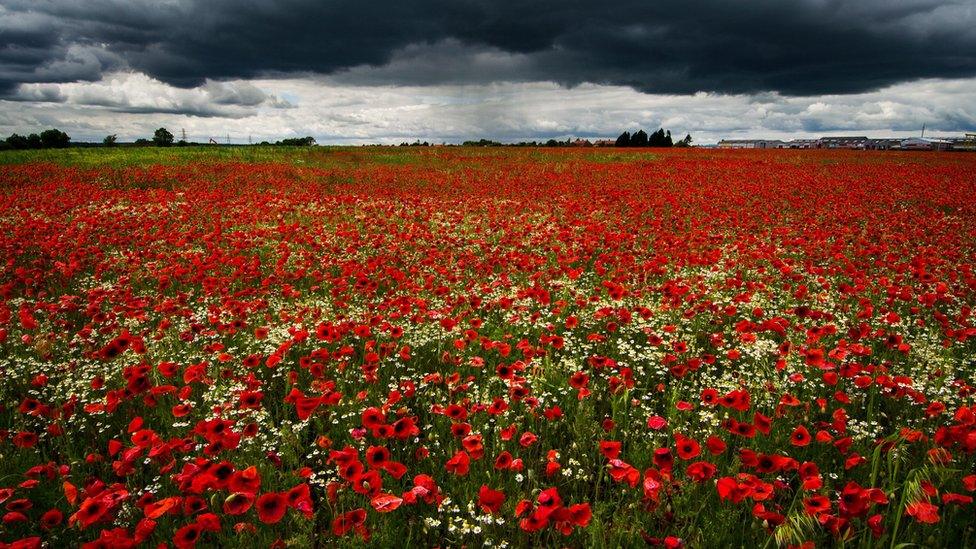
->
{"left": 2, "top": 147, "right": 976, "bottom": 548}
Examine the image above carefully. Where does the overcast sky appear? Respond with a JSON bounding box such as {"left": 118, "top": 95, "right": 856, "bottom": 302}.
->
{"left": 1, "top": 0, "right": 974, "bottom": 144}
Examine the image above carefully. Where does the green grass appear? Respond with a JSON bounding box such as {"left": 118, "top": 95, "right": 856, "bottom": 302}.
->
{"left": 0, "top": 145, "right": 669, "bottom": 169}
{"left": 0, "top": 145, "right": 439, "bottom": 168}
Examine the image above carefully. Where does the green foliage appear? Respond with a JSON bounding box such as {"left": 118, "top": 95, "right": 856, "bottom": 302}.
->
{"left": 153, "top": 127, "right": 175, "bottom": 146}
{"left": 615, "top": 128, "right": 686, "bottom": 147}
{"left": 1, "top": 128, "right": 70, "bottom": 150}
{"left": 275, "top": 136, "right": 316, "bottom": 146}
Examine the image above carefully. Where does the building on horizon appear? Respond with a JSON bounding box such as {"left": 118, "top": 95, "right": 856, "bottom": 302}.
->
{"left": 864, "top": 138, "right": 903, "bottom": 150}
{"left": 717, "top": 139, "right": 788, "bottom": 149}
{"left": 817, "top": 136, "right": 869, "bottom": 149}
{"left": 900, "top": 137, "right": 952, "bottom": 151}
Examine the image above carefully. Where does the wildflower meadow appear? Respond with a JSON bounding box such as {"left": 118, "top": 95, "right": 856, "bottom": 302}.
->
{"left": 1, "top": 147, "right": 976, "bottom": 548}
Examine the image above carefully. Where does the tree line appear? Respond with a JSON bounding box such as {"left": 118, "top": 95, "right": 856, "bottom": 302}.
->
{"left": 1, "top": 127, "right": 694, "bottom": 150}
{"left": 1, "top": 127, "right": 319, "bottom": 150}
{"left": 0, "top": 129, "right": 70, "bottom": 150}
{"left": 616, "top": 128, "right": 692, "bottom": 147}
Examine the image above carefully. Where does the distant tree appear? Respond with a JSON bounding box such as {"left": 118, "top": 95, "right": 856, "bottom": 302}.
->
{"left": 665, "top": 130, "right": 673, "bottom": 147}
{"left": 615, "top": 131, "right": 631, "bottom": 147}
{"left": 27, "top": 133, "right": 42, "bottom": 149}
{"left": 649, "top": 128, "right": 670, "bottom": 147}
{"left": 276, "top": 136, "right": 316, "bottom": 146}
{"left": 134, "top": 138, "right": 152, "bottom": 146}
{"left": 39, "top": 128, "right": 70, "bottom": 148}
{"left": 152, "top": 128, "right": 174, "bottom": 146}
{"left": 631, "top": 130, "right": 649, "bottom": 147}
{"left": 103, "top": 134, "right": 118, "bottom": 147}
{"left": 5, "top": 133, "right": 29, "bottom": 150}
{"left": 674, "top": 133, "right": 693, "bottom": 147}
{"left": 461, "top": 139, "right": 502, "bottom": 147}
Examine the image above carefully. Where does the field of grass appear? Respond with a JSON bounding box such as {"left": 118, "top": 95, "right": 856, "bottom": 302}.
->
{"left": 1, "top": 147, "right": 975, "bottom": 548}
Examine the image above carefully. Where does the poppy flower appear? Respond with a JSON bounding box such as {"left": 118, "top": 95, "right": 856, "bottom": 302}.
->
{"left": 653, "top": 448, "right": 674, "bottom": 470}
{"left": 229, "top": 466, "right": 262, "bottom": 494}
{"left": 675, "top": 434, "right": 701, "bottom": 460}
{"left": 494, "top": 451, "right": 514, "bottom": 470}
{"left": 370, "top": 493, "right": 403, "bottom": 513}
{"left": 790, "top": 426, "right": 812, "bottom": 446}
{"left": 706, "top": 435, "right": 727, "bottom": 455}
{"left": 608, "top": 459, "right": 640, "bottom": 487}
{"left": 71, "top": 497, "right": 110, "bottom": 529}
{"left": 392, "top": 417, "right": 420, "bottom": 439}
{"left": 361, "top": 407, "right": 386, "bottom": 430}
{"left": 445, "top": 451, "right": 470, "bottom": 476}
{"left": 905, "top": 501, "right": 940, "bottom": 524}
{"left": 647, "top": 415, "right": 668, "bottom": 430}
{"left": 366, "top": 446, "right": 390, "bottom": 468}
{"left": 332, "top": 508, "right": 367, "bottom": 537}
{"left": 144, "top": 497, "right": 181, "bottom": 519}
{"left": 518, "top": 431, "right": 538, "bottom": 447}
{"left": 478, "top": 485, "right": 506, "bottom": 514}
{"left": 686, "top": 461, "right": 717, "bottom": 482}
{"left": 599, "top": 440, "right": 622, "bottom": 459}
{"left": 256, "top": 492, "right": 287, "bottom": 524}
{"left": 40, "top": 509, "right": 63, "bottom": 529}
{"left": 173, "top": 523, "right": 202, "bottom": 549}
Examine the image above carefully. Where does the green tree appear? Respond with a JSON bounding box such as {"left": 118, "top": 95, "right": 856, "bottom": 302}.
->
{"left": 649, "top": 128, "right": 671, "bottom": 147}
{"left": 276, "top": 136, "right": 316, "bottom": 146}
{"left": 615, "top": 131, "right": 631, "bottom": 147}
{"left": 5, "top": 133, "right": 29, "bottom": 150}
{"left": 152, "top": 127, "right": 174, "bottom": 146}
{"left": 631, "top": 129, "right": 649, "bottom": 147}
{"left": 39, "top": 128, "right": 70, "bottom": 148}
{"left": 674, "top": 133, "right": 693, "bottom": 147}
{"left": 103, "top": 134, "right": 118, "bottom": 147}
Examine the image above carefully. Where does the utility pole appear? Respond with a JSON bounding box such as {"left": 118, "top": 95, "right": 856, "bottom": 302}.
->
{"left": 181, "top": 128, "right": 187, "bottom": 142}
{"left": 226, "top": 134, "right": 230, "bottom": 145}
{"left": 921, "top": 124, "right": 925, "bottom": 138}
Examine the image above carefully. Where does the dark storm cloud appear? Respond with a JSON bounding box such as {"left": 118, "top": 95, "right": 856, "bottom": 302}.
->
{"left": 1, "top": 0, "right": 974, "bottom": 96}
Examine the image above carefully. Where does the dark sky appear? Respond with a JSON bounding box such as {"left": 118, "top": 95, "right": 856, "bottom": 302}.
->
{"left": 1, "top": 0, "right": 974, "bottom": 142}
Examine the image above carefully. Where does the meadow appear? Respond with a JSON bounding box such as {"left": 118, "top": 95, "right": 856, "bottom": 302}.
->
{"left": 1, "top": 146, "right": 975, "bottom": 548}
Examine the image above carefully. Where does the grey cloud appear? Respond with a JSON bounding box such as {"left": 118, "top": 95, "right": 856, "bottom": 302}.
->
{"left": 0, "top": 0, "right": 974, "bottom": 97}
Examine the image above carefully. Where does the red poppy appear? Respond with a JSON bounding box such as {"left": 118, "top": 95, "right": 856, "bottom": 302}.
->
{"left": 494, "top": 451, "right": 514, "bottom": 470}
{"left": 370, "top": 493, "right": 403, "bottom": 513}
{"left": 790, "top": 426, "right": 812, "bottom": 446}
{"left": 478, "top": 485, "right": 506, "bottom": 514}
{"left": 686, "top": 461, "right": 717, "bottom": 482}
{"left": 173, "top": 522, "right": 202, "bottom": 549}
{"left": 675, "top": 434, "right": 701, "bottom": 460}
{"left": 332, "top": 508, "right": 367, "bottom": 537}
{"left": 256, "top": 492, "right": 288, "bottom": 524}
{"left": 905, "top": 501, "right": 940, "bottom": 524}
{"left": 445, "top": 451, "right": 470, "bottom": 476}
{"left": 599, "top": 440, "right": 622, "bottom": 459}
{"left": 229, "top": 466, "right": 262, "bottom": 494}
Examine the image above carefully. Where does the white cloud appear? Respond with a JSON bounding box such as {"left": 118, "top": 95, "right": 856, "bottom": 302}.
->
{"left": 13, "top": 72, "right": 292, "bottom": 118}
{"left": 1, "top": 72, "right": 974, "bottom": 144}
